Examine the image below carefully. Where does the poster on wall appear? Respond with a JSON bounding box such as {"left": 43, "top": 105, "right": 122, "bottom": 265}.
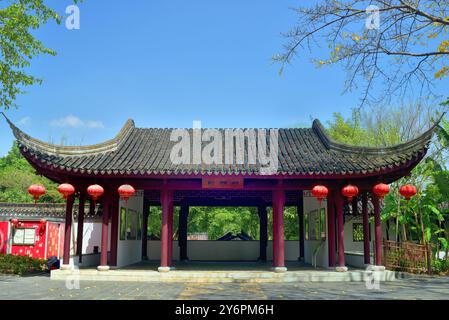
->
{"left": 13, "top": 228, "right": 36, "bottom": 245}
{"left": 120, "top": 207, "right": 127, "bottom": 240}
{"left": 126, "top": 209, "right": 137, "bottom": 240}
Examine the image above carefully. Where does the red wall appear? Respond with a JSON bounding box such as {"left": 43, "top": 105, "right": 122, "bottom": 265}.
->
{"left": 0, "top": 222, "right": 8, "bottom": 254}
{"left": 46, "top": 222, "right": 63, "bottom": 259}
{"left": 10, "top": 221, "right": 46, "bottom": 259}
{"left": 4, "top": 221, "right": 64, "bottom": 260}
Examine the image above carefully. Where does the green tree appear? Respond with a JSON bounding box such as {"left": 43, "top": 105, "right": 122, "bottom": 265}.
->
{"left": 0, "top": 0, "right": 80, "bottom": 109}
{"left": 0, "top": 143, "right": 61, "bottom": 202}
{"left": 275, "top": 1, "right": 449, "bottom": 107}
{"left": 327, "top": 104, "right": 449, "bottom": 265}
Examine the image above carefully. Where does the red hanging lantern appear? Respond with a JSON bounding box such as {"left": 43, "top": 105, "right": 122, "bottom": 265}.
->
{"left": 341, "top": 184, "right": 359, "bottom": 201}
{"left": 373, "top": 183, "right": 390, "bottom": 199}
{"left": 10, "top": 218, "right": 19, "bottom": 228}
{"left": 118, "top": 184, "right": 136, "bottom": 204}
{"left": 28, "top": 184, "right": 46, "bottom": 203}
{"left": 311, "top": 185, "right": 328, "bottom": 204}
{"left": 87, "top": 184, "right": 104, "bottom": 202}
{"left": 57, "top": 183, "right": 75, "bottom": 199}
{"left": 400, "top": 184, "right": 417, "bottom": 200}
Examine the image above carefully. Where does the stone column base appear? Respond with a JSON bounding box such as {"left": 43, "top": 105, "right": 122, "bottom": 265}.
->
{"left": 60, "top": 264, "right": 72, "bottom": 271}
{"left": 335, "top": 266, "right": 348, "bottom": 272}
{"left": 271, "top": 267, "right": 288, "bottom": 273}
{"left": 97, "top": 265, "right": 110, "bottom": 271}
{"left": 158, "top": 266, "right": 170, "bottom": 272}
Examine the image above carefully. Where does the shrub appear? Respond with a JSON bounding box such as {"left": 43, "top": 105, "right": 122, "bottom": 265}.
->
{"left": 431, "top": 259, "right": 449, "bottom": 275}
{"left": 0, "top": 254, "right": 45, "bottom": 275}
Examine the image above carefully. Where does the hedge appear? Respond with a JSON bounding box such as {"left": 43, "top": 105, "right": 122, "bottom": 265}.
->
{"left": 0, "top": 254, "right": 45, "bottom": 275}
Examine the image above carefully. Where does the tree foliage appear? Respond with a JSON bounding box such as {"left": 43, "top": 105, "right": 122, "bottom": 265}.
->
{"left": 327, "top": 103, "right": 449, "bottom": 262}
{"left": 275, "top": 0, "right": 449, "bottom": 106}
{"left": 0, "top": 142, "right": 61, "bottom": 202}
{"left": 0, "top": 0, "right": 80, "bottom": 109}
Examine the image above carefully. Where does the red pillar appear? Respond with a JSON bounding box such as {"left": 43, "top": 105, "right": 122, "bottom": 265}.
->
{"left": 336, "top": 192, "right": 347, "bottom": 271}
{"left": 159, "top": 188, "right": 172, "bottom": 272}
{"left": 168, "top": 197, "right": 174, "bottom": 268}
{"left": 62, "top": 195, "right": 75, "bottom": 268}
{"left": 76, "top": 192, "right": 85, "bottom": 263}
{"left": 98, "top": 192, "right": 111, "bottom": 271}
{"left": 327, "top": 190, "right": 336, "bottom": 267}
{"left": 362, "top": 193, "right": 371, "bottom": 265}
{"left": 109, "top": 193, "right": 119, "bottom": 267}
{"left": 272, "top": 189, "right": 286, "bottom": 272}
{"left": 373, "top": 194, "right": 383, "bottom": 266}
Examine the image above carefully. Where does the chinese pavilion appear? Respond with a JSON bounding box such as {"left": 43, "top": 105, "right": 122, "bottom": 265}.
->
{"left": 1, "top": 112, "right": 436, "bottom": 273}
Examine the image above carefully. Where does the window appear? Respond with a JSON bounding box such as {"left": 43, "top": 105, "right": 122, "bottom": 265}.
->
{"left": 120, "top": 207, "right": 127, "bottom": 240}
{"left": 126, "top": 209, "right": 138, "bottom": 240}
{"left": 353, "top": 223, "right": 364, "bottom": 242}
{"left": 307, "top": 208, "right": 326, "bottom": 240}
{"left": 304, "top": 214, "right": 309, "bottom": 240}
{"left": 13, "top": 228, "right": 36, "bottom": 245}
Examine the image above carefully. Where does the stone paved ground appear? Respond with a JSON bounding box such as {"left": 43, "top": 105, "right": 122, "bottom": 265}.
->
{"left": 0, "top": 273, "right": 449, "bottom": 300}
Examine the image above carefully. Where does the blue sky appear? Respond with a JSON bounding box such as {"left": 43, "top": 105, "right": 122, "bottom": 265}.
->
{"left": 0, "top": 0, "right": 447, "bottom": 156}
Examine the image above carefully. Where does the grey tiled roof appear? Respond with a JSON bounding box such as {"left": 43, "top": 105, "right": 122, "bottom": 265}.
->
{"left": 2, "top": 113, "right": 435, "bottom": 177}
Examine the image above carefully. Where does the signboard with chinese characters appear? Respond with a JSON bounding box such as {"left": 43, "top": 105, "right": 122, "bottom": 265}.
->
{"left": 202, "top": 177, "right": 244, "bottom": 189}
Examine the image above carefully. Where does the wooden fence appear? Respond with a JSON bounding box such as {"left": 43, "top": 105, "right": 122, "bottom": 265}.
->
{"left": 383, "top": 240, "right": 432, "bottom": 274}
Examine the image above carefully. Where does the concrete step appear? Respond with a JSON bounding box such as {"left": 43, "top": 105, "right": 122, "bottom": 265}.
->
{"left": 51, "top": 269, "right": 400, "bottom": 283}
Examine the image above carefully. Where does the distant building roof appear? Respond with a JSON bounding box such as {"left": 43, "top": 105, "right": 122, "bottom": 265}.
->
{"left": 0, "top": 202, "right": 101, "bottom": 221}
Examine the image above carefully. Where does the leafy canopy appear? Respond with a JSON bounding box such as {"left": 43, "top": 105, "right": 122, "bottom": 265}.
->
{"left": 0, "top": 0, "right": 80, "bottom": 110}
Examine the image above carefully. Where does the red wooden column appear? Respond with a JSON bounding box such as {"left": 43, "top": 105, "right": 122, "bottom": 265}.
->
{"left": 109, "top": 193, "right": 119, "bottom": 267}
{"left": 373, "top": 194, "right": 383, "bottom": 268}
{"left": 142, "top": 198, "right": 150, "bottom": 260}
{"left": 158, "top": 188, "right": 172, "bottom": 272}
{"left": 168, "top": 195, "right": 174, "bottom": 269}
{"left": 327, "top": 190, "right": 336, "bottom": 267}
{"left": 61, "top": 194, "right": 75, "bottom": 269}
{"left": 362, "top": 193, "right": 371, "bottom": 265}
{"left": 98, "top": 191, "right": 111, "bottom": 271}
{"left": 336, "top": 192, "right": 347, "bottom": 272}
{"left": 272, "top": 189, "right": 287, "bottom": 272}
{"left": 76, "top": 192, "right": 85, "bottom": 263}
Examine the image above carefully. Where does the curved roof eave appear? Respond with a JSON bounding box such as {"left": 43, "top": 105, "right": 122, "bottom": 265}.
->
{"left": 1, "top": 112, "right": 134, "bottom": 156}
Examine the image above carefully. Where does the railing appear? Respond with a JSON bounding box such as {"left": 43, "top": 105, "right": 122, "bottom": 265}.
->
{"left": 383, "top": 240, "right": 431, "bottom": 274}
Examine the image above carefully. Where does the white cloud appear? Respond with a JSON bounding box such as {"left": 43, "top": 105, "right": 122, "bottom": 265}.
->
{"left": 85, "top": 120, "right": 104, "bottom": 128}
{"left": 50, "top": 115, "right": 104, "bottom": 129}
{"left": 18, "top": 117, "right": 31, "bottom": 126}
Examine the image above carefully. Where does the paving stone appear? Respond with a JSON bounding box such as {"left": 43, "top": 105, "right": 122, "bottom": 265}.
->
{"left": 1, "top": 274, "right": 449, "bottom": 300}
